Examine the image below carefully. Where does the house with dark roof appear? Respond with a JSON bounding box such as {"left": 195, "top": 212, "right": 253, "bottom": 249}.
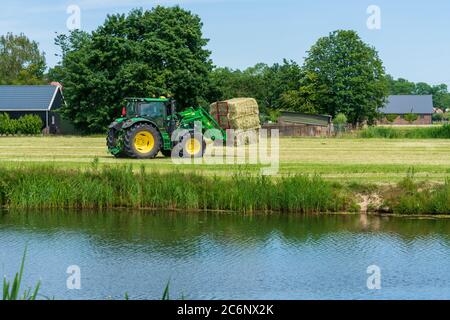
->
{"left": 0, "top": 84, "right": 72, "bottom": 134}
{"left": 379, "top": 95, "right": 433, "bottom": 125}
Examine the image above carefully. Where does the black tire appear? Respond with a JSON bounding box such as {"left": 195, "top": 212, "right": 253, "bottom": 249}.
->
{"left": 106, "top": 128, "right": 126, "bottom": 158}
{"left": 123, "top": 123, "right": 162, "bottom": 159}
{"left": 179, "top": 132, "right": 206, "bottom": 158}
{"left": 160, "top": 149, "right": 173, "bottom": 158}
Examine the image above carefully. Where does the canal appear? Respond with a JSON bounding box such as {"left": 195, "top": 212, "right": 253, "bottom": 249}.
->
{"left": 0, "top": 210, "right": 449, "bottom": 299}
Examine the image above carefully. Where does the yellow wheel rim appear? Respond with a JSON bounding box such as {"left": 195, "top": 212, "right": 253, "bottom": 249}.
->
{"left": 186, "top": 138, "right": 201, "bottom": 155}
{"left": 134, "top": 131, "right": 155, "bottom": 154}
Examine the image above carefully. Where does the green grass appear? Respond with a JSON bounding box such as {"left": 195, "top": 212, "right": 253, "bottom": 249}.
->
{"left": 358, "top": 124, "right": 450, "bottom": 139}
{"left": 1, "top": 136, "right": 450, "bottom": 183}
{"left": 0, "top": 164, "right": 448, "bottom": 215}
{"left": 0, "top": 165, "right": 356, "bottom": 213}
{"left": 383, "top": 178, "right": 450, "bottom": 215}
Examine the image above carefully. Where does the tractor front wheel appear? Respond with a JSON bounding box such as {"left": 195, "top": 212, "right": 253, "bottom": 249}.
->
{"left": 124, "top": 123, "right": 161, "bottom": 159}
{"left": 180, "top": 133, "right": 206, "bottom": 158}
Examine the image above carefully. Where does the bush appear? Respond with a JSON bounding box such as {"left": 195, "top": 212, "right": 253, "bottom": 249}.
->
{"left": 385, "top": 114, "right": 398, "bottom": 123}
{"left": 443, "top": 113, "right": 449, "bottom": 121}
{"left": 333, "top": 113, "right": 348, "bottom": 134}
{"left": 404, "top": 113, "right": 418, "bottom": 123}
{"left": 0, "top": 113, "right": 43, "bottom": 135}
{"left": 359, "top": 126, "right": 401, "bottom": 138}
{"left": 16, "top": 115, "right": 43, "bottom": 134}
{"left": 433, "top": 113, "right": 444, "bottom": 122}
{"left": 385, "top": 178, "right": 450, "bottom": 215}
{"left": 0, "top": 113, "right": 17, "bottom": 135}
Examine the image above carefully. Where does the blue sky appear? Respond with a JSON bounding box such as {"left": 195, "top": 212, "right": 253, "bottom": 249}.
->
{"left": 2, "top": 0, "right": 450, "bottom": 86}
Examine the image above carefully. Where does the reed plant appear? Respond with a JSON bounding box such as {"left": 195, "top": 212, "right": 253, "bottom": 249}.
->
{"left": 2, "top": 248, "right": 41, "bottom": 300}
{"left": 0, "top": 165, "right": 355, "bottom": 213}
{"left": 384, "top": 178, "right": 450, "bottom": 215}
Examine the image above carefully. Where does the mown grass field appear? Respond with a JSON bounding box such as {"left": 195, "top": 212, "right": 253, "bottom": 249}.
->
{"left": 0, "top": 136, "right": 449, "bottom": 183}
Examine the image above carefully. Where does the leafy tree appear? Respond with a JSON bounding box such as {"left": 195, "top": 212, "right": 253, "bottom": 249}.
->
{"left": 267, "top": 109, "right": 281, "bottom": 123}
{"left": 260, "top": 60, "right": 302, "bottom": 110}
{"left": 55, "top": 7, "right": 213, "bottom": 133}
{"left": 289, "top": 30, "right": 388, "bottom": 126}
{"left": 209, "top": 64, "right": 267, "bottom": 108}
{"left": 209, "top": 60, "right": 301, "bottom": 113}
{"left": 430, "top": 84, "right": 450, "bottom": 110}
{"left": 387, "top": 76, "right": 416, "bottom": 95}
{"left": 414, "top": 82, "right": 432, "bottom": 95}
{"left": 0, "top": 33, "right": 47, "bottom": 85}
{"left": 333, "top": 113, "right": 348, "bottom": 134}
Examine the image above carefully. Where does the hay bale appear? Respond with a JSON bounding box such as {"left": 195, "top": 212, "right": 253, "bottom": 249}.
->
{"left": 228, "top": 115, "right": 261, "bottom": 130}
{"left": 210, "top": 98, "right": 259, "bottom": 119}
{"left": 210, "top": 98, "right": 261, "bottom": 130}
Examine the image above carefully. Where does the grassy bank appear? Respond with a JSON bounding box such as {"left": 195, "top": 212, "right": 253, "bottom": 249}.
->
{"left": 382, "top": 177, "right": 450, "bottom": 215}
{"left": 0, "top": 166, "right": 356, "bottom": 213}
{"left": 0, "top": 166, "right": 448, "bottom": 215}
{"left": 358, "top": 124, "right": 450, "bottom": 139}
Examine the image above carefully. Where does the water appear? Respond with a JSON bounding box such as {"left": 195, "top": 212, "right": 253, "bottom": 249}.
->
{"left": 0, "top": 209, "right": 449, "bottom": 300}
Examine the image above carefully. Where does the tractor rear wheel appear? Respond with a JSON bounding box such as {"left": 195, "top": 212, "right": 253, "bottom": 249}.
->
{"left": 124, "top": 123, "right": 161, "bottom": 159}
{"left": 180, "top": 132, "right": 206, "bottom": 158}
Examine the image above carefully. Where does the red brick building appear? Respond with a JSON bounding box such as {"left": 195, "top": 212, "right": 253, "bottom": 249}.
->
{"left": 379, "top": 95, "right": 433, "bottom": 125}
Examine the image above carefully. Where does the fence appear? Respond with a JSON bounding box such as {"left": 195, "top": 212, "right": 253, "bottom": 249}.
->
{"left": 262, "top": 123, "right": 332, "bottom": 137}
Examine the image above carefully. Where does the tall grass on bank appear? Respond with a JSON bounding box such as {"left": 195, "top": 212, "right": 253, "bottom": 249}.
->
{"left": 359, "top": 124, "right": 450, "bottom": 139}
{"left": 0, "top": 166, "right": 355, "bottom": 213}
{"left": 384, "top": 178, "right": 450, "bottom": 215}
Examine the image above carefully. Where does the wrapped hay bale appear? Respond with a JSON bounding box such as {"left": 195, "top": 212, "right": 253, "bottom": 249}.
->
{"left": 209, "top": 98, "right": 261, "bottom": 130}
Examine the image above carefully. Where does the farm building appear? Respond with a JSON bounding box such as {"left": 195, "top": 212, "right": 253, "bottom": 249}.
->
{"left": 263, "top": 111, "right": 332, "bottom": 137}
{"left": 379, "top": 95, "right": 433, "bottom": 125}
{"left": 0, "top": 84, "right": 74, "bottom": 134}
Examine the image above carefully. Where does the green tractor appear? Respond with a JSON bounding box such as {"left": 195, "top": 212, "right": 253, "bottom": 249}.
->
{"left": 107, "top": 97, "right": 226, "bottom": 159}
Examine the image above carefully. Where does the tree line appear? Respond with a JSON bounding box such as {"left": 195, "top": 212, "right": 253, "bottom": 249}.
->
{"left": 1, "top": 6, "right": 449, "bottom": 132}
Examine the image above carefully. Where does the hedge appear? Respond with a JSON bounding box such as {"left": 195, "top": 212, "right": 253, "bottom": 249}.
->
{"left": 0, "top": 113, "right": 43, "bottom": 135}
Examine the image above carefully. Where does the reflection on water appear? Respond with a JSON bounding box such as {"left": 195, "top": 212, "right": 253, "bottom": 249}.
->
{"left": 0, "top": 209, "right": 449, "bottom": 300}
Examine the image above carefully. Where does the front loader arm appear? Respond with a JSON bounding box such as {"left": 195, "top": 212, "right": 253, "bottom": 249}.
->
{"left": 178, "top": 107, "right": 227, "bottom": 142}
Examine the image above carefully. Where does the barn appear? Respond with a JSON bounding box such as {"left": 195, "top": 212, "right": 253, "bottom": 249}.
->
{"left": 0, "top": 84, "right": 70, "bottom": 134}
{"left": 379, "top": 95, "right": 433, "bottom": 125}
{"left": 263, "top": 111, "right": 332, "bottom": 137}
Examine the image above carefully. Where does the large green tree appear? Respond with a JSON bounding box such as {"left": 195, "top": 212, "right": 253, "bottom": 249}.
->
{"left": 287, "top": 30, "right": 388, "bottom": 125}
{"left": 0, "top": 33, "right": 47, "bottom": 85}
{"left": 209, "top": 60, "right": 301, "bottom": 113}
{"left": 55, "top": 6, "right": 213, "bottom": 133}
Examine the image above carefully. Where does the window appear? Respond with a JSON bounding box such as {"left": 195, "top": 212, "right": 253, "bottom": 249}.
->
{"left": 138, "top": 102, "right": 166, "bottom": 118}
{"left": 51, "top": 116, "right": 55, "bottom": 125}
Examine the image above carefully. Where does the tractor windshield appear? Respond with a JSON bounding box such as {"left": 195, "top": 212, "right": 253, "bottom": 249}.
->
{"left": 124, "top": 100, "right": 167, "bottom": 118}
{"left": 137, "top": 102, "right": 166, "bottom": 118}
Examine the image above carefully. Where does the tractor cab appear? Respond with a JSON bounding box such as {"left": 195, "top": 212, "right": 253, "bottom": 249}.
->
{"left": 124, "top": 97, "right": 173, "bottom": 119}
